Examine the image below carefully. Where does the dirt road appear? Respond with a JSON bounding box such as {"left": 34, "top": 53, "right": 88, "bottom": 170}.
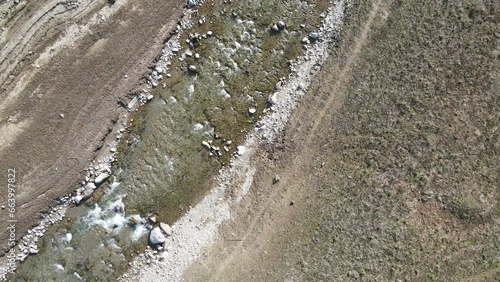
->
{"left": 0, "top": 0, "right": 184, "bottom": 254}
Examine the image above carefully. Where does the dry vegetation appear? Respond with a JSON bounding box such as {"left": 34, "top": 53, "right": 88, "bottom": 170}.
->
{"left": 262, "top": 0, "right": 499, "bottom": 280}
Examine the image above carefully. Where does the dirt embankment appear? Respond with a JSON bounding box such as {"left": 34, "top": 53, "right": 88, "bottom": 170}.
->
{"left": 0, "top": 0, "right": 185, "bottom": 254}
{"left": 183, "top": 0, "right": 499, "bottom": 281}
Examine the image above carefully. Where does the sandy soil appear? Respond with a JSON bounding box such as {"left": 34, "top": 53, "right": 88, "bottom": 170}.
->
{"left": 0, "top": 0, "right": 185, "bottom": 255}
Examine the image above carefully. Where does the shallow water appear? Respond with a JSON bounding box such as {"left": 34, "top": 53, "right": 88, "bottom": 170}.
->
{"left": 11, "top": 179, "right": 148, "bottom": 281}
{"left": 11, "top": 0, "right": 327, "bottom": 280}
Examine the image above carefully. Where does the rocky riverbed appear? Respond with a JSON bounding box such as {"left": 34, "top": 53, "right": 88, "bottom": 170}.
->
{"left": 121, "top": 1, "right": 352, "bottom": 280}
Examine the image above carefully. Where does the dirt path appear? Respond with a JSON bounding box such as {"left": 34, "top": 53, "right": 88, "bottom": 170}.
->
{"left": 0, "top": 0, "right": 185, "bottom": 255}
{"left": 182, "top": 0, "right": 389, "bottom": 280}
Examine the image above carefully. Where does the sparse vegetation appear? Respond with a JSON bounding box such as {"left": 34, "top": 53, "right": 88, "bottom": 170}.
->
{"left": 263, "top": 0, "right": 500, "bottom": 281}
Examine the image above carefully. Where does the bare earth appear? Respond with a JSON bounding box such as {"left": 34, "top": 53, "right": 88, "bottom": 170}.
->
{"left": 0, "top": 0, "right": 184, "bottom": 255}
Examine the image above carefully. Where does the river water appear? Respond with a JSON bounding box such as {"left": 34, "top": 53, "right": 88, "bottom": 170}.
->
{"left": 10, "top": 0, "right": 329, "bottom": 281}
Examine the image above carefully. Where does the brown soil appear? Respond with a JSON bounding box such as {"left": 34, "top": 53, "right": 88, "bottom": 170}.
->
{"left": 0, "top": 0, "right": 185, "bottom": 255}
{"left": 183, "top": 0, "right": 499, "bottom": 281}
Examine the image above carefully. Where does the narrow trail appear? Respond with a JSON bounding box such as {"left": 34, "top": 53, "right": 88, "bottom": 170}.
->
{"left": 208, "top": 0, "right": 387, "bottom": 279}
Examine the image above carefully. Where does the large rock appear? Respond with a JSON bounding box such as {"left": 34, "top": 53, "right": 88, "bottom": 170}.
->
{"left": 149, "top": 227, "right": 166, "bottom": 244}
{"left": 277, "top": 20, "right": 286, "bottom": 30}
{"left": 53, "top": 264, "right": 65, "bottom": 273}
{"left": 73, "top": 272, "right": 83, "bottom": 281}
{"left": 148, "top": 214, "right": 157, "bottom": 223}
{"left": 237, "top": 146, "right": 246, "bottom": 156}
{"left": 193, "top": 123, "right": 204, "bottom": 131}
{"left": 187, "top": 0, "right": 196, "bottom": 8}
{"left": 275, "top": 81, "right": 283, "bottom": 91}
{"left": 73, "top": 195, "right": 83, "bottom": 205}
{"left": 160, "top": 222, "right": 172, "bottom": 236}
{"left": 84, "top": 182, "right": 96, "bottom": 195}
{"left": 268, "top": 93, "right": 278, "bottom": 106}
{"left": 201, "top": 141, "right": 211, "bottom": 150}
{"left": 94, "top": 173, "right": 109, "bottom": 185}
{"left": 308, "top": 32, "right": 319, "bottom": 41}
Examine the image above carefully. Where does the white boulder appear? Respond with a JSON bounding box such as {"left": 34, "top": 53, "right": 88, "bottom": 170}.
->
{"left": 149, "top": 227, "right": 166, "bottom": 244}
{"left": 94, "top": 173, "right": 109, "bottom": 185}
